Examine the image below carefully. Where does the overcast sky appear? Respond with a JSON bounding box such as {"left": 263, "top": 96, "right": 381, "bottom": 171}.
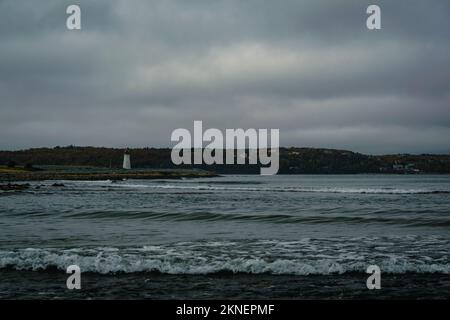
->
{"left": 1, "top": 0, "right": 449, "bottom": 154}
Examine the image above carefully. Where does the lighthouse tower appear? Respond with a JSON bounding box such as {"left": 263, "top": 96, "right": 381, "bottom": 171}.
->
{"left": 123, "top": 149, "right": 131, "bottom": 170}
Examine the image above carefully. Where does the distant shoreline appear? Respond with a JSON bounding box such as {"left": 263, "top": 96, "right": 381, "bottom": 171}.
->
{"left": 0, "top": 168, "right": 218, "bottom": 182}
{"left": 2, "top": 170, "right": 450, "bottom": 184}
{"left": 1, "top": 146, "right": 450, "bottom": 174}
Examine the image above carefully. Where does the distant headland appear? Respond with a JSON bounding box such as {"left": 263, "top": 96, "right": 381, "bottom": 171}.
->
{"left": 1, "top": 146, "right": 450, "bottom": 181}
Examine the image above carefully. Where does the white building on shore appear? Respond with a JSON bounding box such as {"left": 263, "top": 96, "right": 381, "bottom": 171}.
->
{"left": 123, "top": 149, "right": 131, "bottom": 170}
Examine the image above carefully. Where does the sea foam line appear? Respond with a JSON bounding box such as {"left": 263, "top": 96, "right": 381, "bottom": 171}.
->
{"left": 1, "top": 246, "right": 448, "bottom": 275}
{"left": 105, "top": 183, "right": 450, "bottom": 195}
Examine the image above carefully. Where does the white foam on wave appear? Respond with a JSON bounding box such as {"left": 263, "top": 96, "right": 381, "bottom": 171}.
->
{"left": 110, "top": 183, "right": 448, "bottom": 195}
{"left": 1, "top": 238, "right": 449, "bottom": 275}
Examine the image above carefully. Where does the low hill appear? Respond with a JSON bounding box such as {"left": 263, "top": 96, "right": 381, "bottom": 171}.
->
{"left": 1, "top": 146, "right": 450, "bottom": 174}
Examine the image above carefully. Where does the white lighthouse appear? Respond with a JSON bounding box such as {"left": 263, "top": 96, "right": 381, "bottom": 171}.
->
{"left": 123, "top": 149, "right": 131, "bottom": 170}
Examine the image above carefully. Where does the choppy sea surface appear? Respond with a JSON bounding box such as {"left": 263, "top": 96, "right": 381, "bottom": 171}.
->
{"left": 0, "top": 175, "right": 449, "bottom": 299}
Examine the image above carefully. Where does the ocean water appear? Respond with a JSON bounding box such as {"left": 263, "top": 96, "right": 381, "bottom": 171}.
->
{"left": 0, "top": 175, "right": 449, "bottom": 299}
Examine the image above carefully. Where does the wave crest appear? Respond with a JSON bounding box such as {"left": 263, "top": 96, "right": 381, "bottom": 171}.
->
{"left": 1, "top": 239, "right": 449, "bottom": 275}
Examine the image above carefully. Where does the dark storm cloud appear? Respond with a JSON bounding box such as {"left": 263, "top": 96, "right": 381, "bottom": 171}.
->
{"left": 0, "top": 0, "right": 449, "bottom": 153}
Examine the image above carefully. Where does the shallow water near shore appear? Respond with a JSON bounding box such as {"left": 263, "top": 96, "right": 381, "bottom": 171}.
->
{"left": 1, "top": 175, "right": 449, "bottom": 299}
{"left": 1, "top": 270, "right": 449, "bottom": 299}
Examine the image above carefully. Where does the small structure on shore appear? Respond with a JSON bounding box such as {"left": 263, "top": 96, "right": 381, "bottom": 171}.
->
{"left": 123, "top": 149, "right": 131, "bottom": 170}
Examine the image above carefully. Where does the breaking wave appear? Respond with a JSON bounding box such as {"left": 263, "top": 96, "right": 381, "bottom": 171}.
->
{"left": 1, "top": 238, "right": 449, "bottom": 275}
{"left": 106, "top": 183, "right": 450, "bottom": 195}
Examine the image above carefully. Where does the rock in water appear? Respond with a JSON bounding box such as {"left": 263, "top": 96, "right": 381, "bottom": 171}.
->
{"left": 51, "top": 183, "right": 65, "bottom": 187}
{"left": 0, "top": 183, "right": 30, "bottom": 191}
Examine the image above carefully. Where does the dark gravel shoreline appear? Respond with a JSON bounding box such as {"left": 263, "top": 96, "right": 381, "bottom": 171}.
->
{"left": 0, "top": 169, "right": 218, "bottom": 182}
{"left": 1, "top": 270, "right": 449, "bottom": 299}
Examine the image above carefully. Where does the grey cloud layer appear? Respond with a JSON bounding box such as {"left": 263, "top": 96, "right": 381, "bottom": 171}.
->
{"left": 1, "top": 0, "right": 449, "bottom": 153}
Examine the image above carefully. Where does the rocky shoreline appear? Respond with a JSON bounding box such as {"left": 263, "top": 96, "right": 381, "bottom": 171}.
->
{"left": 0, "top": 169, "right": 218, "bottom": 183}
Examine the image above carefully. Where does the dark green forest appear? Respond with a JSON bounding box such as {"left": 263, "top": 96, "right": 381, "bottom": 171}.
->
{"left": 1, "top": 146, "right": 450, "bottom": 174}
